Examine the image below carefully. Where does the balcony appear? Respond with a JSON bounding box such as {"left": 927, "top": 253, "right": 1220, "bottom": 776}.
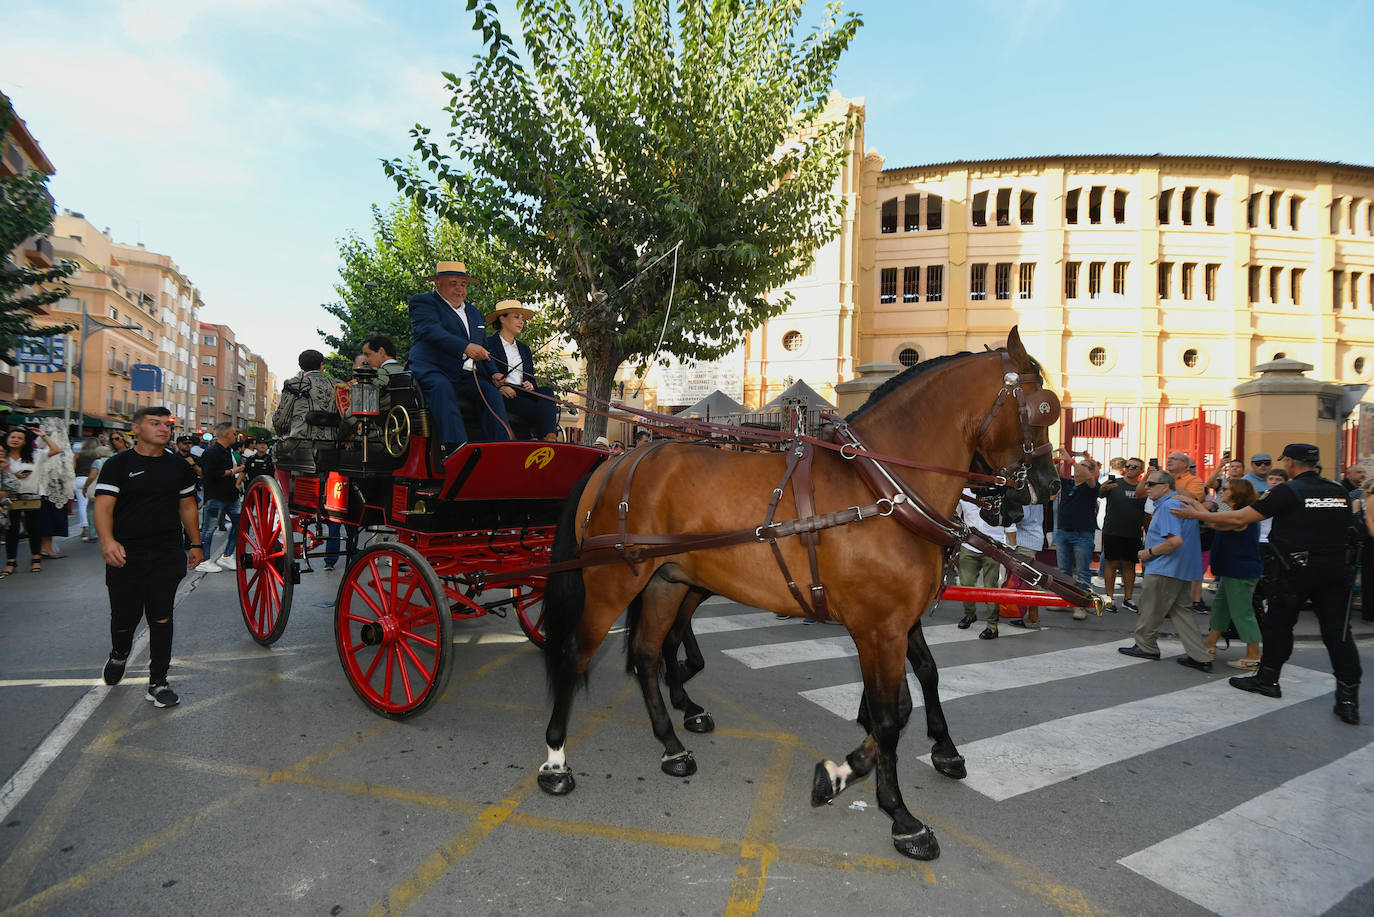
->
{"left": 17, "top": 382, "right": 49, "bottom": 408}
{"left": 23, "top": 235, "right": 54, "bottom": 268}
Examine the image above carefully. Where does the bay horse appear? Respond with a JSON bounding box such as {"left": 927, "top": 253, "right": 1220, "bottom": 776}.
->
{"left": 537, "top": 327, "right": 1062, "bottom": 861}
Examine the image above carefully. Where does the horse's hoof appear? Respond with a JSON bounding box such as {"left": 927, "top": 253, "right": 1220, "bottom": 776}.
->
{"left": 892, "top": 827, "right": 940, "bottom": 861}
{"left": 537, "top": 767, "right": 576, "bottom": 796}
{"left": 931, "top": 752, "right": 967, "bottom": 780}
{"left": 683, "top": 712, "right": 715, "bottom": 733}
{"left": 811, "top": 761, "right": 837, "bottom": 807}
{"left": 660, "top": 751, "right": 697, "bottom": 777}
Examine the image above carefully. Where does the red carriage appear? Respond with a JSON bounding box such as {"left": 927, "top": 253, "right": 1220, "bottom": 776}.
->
{"left": 233, "top": 369, "right": 605, "bottom": 718}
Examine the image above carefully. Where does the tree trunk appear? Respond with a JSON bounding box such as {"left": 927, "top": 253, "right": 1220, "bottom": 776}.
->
{"left": 580, "top": 338, "right": 621, "bottom": 443}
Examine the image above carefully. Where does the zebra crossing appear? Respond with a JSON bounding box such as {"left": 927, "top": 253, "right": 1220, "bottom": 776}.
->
{"left": 693, "top": 605, "right": 1373, "bottom": 917}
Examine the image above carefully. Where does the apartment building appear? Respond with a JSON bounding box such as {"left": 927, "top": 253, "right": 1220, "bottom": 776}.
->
{"left": 196, "top": 322, "right": 242, "bottom": 430}
{"left": 116, "top": 240, "right": 202, "bottom": 425}
{"left": 0, "top": 93, "right": 60, "bottom": 417}
{"left": 36, "top": 214, "right": 165, "bottom": 431}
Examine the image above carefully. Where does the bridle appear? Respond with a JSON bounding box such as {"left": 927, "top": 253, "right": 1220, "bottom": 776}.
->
{"left": 969, "top": 351, "right": 1061, "bottom": 516}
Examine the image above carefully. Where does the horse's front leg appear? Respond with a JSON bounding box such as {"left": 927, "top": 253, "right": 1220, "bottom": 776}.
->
{"left": 857, "top": 635, "right": 940, "bottom": 861}
{"left": 663, "top": 588, "right": 714, "bottom": 733}
{"left": 908, "top": 620, "right": 966, "bottom": 779}
{"left": 631, "top": 578, "right": 697, "bottom": 777}
{"left": 809, "top": 681, "right": 908, "bottom": 806}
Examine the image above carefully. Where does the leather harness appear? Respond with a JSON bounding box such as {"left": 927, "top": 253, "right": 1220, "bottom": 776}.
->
{"left": 478, "top": 351, "right": 1093, "bottom": 619}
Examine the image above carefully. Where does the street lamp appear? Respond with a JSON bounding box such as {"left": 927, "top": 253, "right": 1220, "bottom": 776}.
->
{"left": 76, "top": 303, "right": 142, "bottom": 437}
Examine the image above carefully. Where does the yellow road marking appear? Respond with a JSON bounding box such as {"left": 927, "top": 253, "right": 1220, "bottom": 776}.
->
{"left": 2, "top": 645, "right": 524, "bottom": 916}
{"left": 1, "top": 720, "right": 392, "bottom": 917}
{"left": 0, "top": 699, "right": 136, "bottom": 909}
{"left": 363, "top": 679, "right": 639, "bottom": 917}
{"left": 701, "top": 684, "right": 1101, "bottom": 916}
{"left": 723, "top": 737, "right": 793, "bottom": 916}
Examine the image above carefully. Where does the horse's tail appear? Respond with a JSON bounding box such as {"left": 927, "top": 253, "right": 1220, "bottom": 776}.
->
{"left": 542, "top": 471, "right": 594, "bottom": 694}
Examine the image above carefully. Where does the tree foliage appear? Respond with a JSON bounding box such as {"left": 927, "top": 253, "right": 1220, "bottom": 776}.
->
{"left": 384, "top": 0, "right": 861, "bottom": 436}
{"left": 321, "top": 196, "right": 575, "bottom": 386}
{"left": 0, "top": 96, "right": 76, "bottom": 364}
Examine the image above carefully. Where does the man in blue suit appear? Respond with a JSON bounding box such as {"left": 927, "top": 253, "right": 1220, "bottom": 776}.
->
{"left": 407, "top": 261, "right": 511, "bottom": 458}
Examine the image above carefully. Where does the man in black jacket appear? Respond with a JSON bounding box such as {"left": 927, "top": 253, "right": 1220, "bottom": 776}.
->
{"left": 93, "top": 406, "right": 202, "bottom": 707}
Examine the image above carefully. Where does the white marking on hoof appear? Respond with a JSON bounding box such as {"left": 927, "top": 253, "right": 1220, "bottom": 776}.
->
{"left": 541, "top": 745, "right": 566, "bottom": 772}
{"left": 661, "top": 750, "right": 692, "bottom": 763}
{"left": 824, "top": 759, "right": 852, "bottom": 794}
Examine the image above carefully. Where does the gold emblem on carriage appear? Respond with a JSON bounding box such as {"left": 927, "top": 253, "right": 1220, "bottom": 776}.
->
{"left": 525, "top": 447, "right": 555, "bottom": 470}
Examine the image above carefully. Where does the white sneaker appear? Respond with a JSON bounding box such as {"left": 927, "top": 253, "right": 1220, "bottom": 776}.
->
{"left": 217, "top": 554, "right": 237, "bottom": 570}
{"left": 195, "top": 559, "right": 222, "bottom": 573}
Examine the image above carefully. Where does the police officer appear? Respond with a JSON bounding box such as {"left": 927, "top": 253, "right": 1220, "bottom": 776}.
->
{"left": 1172, "top": 442, "right": 1361, "bottom": 724}
{"left": 242, "top": 437, "right": 276, "bottom": 483}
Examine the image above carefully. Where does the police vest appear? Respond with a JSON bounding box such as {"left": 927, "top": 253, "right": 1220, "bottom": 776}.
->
{"left": 1267, "top": 472, "right": 1350, "bottom": 557}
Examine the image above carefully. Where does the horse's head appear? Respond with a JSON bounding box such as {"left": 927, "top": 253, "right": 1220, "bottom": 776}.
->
{"left": 970, "top": 326, "right": 1061, "bottom": 506}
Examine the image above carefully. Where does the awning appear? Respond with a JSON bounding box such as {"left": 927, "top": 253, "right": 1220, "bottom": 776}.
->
{"left": 78, "top": 415, "right": 132, "bottom": 432}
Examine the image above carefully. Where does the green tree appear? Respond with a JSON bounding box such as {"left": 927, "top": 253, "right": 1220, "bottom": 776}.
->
{"left": 322, "top": 197, "right": 573, "bottom": 387}
{"left": 384, "top": 0, "right": 860, "bottom": 437}
{"left": 0, "top": 95, "right": 76, "bottom": 363}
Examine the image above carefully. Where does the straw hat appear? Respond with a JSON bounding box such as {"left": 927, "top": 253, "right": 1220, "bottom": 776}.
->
{"left": 592, "top": 436, "right": 610, "bottom": 448}
{"left": 486, "top": 299, "right": 536, "bottom": 325}
{"left": 427, "top": 261, "right": 478, "bottom": 282}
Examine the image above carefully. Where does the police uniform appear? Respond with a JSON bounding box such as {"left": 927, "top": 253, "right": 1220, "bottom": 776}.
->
{"left": 1242, "top": 443, "right": 1361, "bottom": 723}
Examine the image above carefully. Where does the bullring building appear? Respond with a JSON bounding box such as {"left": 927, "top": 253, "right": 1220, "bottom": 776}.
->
{"left": 740, "top": 96, "right": 1374, "bottom": 460}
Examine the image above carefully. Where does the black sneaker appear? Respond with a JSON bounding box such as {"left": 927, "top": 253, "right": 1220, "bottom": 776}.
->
{"left": 1122, "top": 598, "right": 1139, "bottom": 613}
{"left": 146, "top": 682, "right": 180, "bottom": 707}
{"left": 102, "top": 652, "right": 128, "bottom": 686}
{"left": 957, "top": 614, "right": 976, "bottom": 630}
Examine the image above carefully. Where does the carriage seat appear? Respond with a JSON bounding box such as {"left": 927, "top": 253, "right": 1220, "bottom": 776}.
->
{"left": 390, "top": 370, "right": 537, "bottom": 443}
{"left": 272, "top": 440, "right": 340, "bottom": 474}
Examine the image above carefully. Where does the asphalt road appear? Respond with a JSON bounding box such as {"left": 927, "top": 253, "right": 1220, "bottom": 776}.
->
{"left": 2, "top": 532, "right": 1372, "bottom": 917}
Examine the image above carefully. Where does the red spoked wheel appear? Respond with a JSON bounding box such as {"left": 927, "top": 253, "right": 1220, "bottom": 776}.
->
{"left": 513, "top": 580, "right": 548, "bottom": 647}
{"left": 335, "top": 542, "right": 454, "bottom": 719}
{"left": 237, "top": 475, "right": 295, "bottom": 646}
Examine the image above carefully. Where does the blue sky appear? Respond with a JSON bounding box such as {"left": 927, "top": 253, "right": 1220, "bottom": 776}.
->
{"left": 3, "top": 0, "right": 1372, "bottom": 380}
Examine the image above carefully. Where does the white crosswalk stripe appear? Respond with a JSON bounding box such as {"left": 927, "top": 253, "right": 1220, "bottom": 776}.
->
{"left": 691, "top": 612, "right": 799, "bottom": 635}
{"left": 717, "top": 619, "right": 1031, "bottom": 669}
{"left": 921, "top": 664, "right": 1331, "bottom": 800}
{"left": 689, "top": 604, "right": 1371, "bottom": 913}
{"left": 1119, "top": 741, "right": 1374, "bottom": 917}
{"left": 799, "top": 639, "right": 1153, "bottom": 717}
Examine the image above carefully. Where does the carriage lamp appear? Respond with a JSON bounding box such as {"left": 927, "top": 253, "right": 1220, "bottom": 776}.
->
{"left": 351, "top": 365, "right": 381, "bottom": 417}
{"left": 352, "top": 365, "right": 381, "bottom": 461}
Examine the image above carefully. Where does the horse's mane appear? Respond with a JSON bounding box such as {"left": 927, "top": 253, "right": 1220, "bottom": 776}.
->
{"left": 845, "top": 350, "right": 977, "bottom": 422}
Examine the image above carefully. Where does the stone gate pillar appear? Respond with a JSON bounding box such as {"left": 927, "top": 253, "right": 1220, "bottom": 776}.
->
{"left": 1230, "top": 358, "right": 1343, "bottom": 466}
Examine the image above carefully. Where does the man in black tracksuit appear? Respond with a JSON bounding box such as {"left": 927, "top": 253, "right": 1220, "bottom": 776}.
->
{"left": 1172, "top": 442, "right": 1362, "bottom": 724}
{"left": 93, "top": 406, "right": 202, "bottom": 707}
